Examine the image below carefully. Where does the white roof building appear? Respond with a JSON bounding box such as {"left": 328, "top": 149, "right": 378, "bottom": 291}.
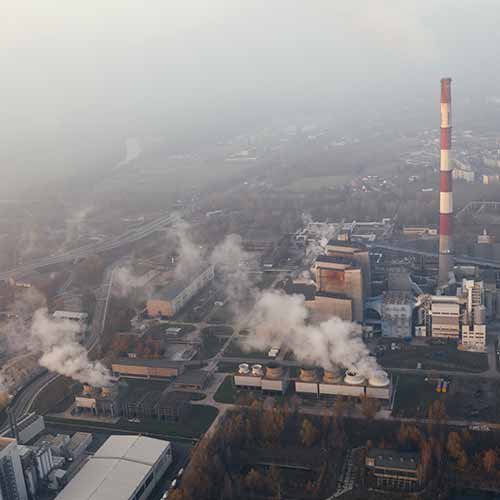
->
{"left": 55, "top": 435, "right": 172, "bottom": 500}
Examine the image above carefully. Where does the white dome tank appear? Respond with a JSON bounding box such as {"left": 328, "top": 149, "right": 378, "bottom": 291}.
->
{"left": 344, "top": 370, "right": 366, "bottom": 385}
{"left": 238, "top": 363, "right": 250, "bottom": 374}
{"left": 251, "top": 364, "right": 264, "bottom": 376}
{"left": 368, "top": 371, "right": 390, "bottom": 387}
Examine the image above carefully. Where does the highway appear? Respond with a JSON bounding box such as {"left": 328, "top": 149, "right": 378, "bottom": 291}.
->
{"left": 369, "top": 243, "right": 500, "bottom": 269}
{"left": 0, "top": 263, "right": 116, "bottom": 433}
{"left": 0, "top": 213, "right": 175, "bottom": 280}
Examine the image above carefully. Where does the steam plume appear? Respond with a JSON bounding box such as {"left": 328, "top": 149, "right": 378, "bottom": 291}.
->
{"left": 169, "top": 214, "right": 204, "bottom": 279}
{"left": 245, "top": 290, "right": 379, "bottom": 377}
{"left": 31, "top": 309, "right": 111, "bottom": 386}
{"left": 210, "top": 234, "right": 257, "bottom": 314}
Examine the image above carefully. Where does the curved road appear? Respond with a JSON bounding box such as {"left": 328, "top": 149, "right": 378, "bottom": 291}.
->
{"left": 0, "top": 213, "right": 174, "bottom": 280}
{"left": 1, "top": 264, "right": 116, "bottom": 433}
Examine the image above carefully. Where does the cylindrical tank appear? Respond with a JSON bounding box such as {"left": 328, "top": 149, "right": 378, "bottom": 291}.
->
{"left": 344, "top": 370, "right": 366, "bottom": 385}
{"left": 299, "top": 367, "right": 317, "bottom": 382}
{"left": 238, "top": 363, "right": 250, "bottom": 374}
{"left": 323, "top": 367, "right": 343, "bottom": 383}
{"left": 265, "top": 363, "right": 283, "bottom": 379}
{"left": 367, "top": 371, "right": 390, "bottom": 387}
{"left": 251, "top": 364, "right": 264, "bottom": 376}
{"left": 474, "top": 305, "right": 486, "bottom": 325}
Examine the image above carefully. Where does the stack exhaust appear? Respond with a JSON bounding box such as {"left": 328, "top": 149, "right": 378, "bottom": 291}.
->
{"left": 439, "top": 77, "right": 453, "bottom": 286}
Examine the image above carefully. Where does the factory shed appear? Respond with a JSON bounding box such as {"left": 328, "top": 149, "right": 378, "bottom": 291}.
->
{"left": 111, "top": 358, "right": 184, "bottom": 379}
{"left": 55, "top": 435, "right": 172, "bottom": 500}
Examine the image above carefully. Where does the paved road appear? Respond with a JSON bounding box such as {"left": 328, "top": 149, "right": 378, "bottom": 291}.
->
{"left": 0, "top": 213, "right": 175, "bottom": 280}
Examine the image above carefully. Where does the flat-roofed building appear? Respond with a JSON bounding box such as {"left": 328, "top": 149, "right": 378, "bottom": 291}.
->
{"left": 55, "top": 435, "right": 172, "bottom": 500}
{"left": 365, "top": 448, "right": 423, "bottom": 492}
{"left": 146, "top": 266, "right": 214, "bottom": 318}
{"left": 111, "top": 358, "right": 184, "bottom": 379}
{"left": 431, "top": 300, "right": 461, "bottom": 339}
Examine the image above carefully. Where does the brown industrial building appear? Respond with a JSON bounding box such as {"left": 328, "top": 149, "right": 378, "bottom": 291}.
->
{"left": 111, "top": 358, "right": 185, "bottom": 379}
{"left": 314, "top": 255, "right": 364, "bottom": 321}
{"left": 284, "top": 279, "right": 353, "bottom": 322}
{"left": 146, "top": 265, "right": 214, "bottom": 318}
{"left": 326, "top": 240, "right": 372, "bottom": 297}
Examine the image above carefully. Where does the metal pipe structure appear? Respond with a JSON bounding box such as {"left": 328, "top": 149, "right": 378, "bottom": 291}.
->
{"left": 439, "top": 77, "right": 453, "bottom": 286}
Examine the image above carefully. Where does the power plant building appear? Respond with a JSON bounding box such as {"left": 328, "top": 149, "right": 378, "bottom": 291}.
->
{"left": 146, "top": 265, "right": 214, "bottom": 318}
{"left": 381, "top": 292, "right": 413, "bottom": 338}
{"left": 314, "top": 255, "right": 364, "bottom": 321}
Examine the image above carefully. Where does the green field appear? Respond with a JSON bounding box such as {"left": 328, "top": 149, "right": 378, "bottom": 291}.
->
{"left": 214, "top": 376, "right": 236, "bottom": 404}
{"left": 283, "top": 175, "right": 351, "bottom": 192}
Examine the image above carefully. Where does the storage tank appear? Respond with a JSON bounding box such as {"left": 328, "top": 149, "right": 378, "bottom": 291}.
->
{"left": 299, "top": 367, "right": 317, "bottom": 382}
{"left": 367, "top": 371, "right": 390, "bottom": 388}
{"left": 265, "top": 363, "right": 283, "bottom": 379}
{"left": 322, "top": 367, "right": 343, "bottom": 383}
{"left": 344, "top": 370, "right": 366, "bottom": 385}
{"left": 238, "top": 363, "right": 250, "bottom": 374}
{"left": 251, "top": 364, "right": 264, "bottom": 376}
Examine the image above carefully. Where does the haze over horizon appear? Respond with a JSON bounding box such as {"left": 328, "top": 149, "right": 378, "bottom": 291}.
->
{"left": 2, "top": 1, "right": 500, "bottom": 196}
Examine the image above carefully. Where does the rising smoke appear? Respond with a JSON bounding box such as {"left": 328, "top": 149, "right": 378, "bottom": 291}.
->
{"left": 30, "top": 309, "right": 111, "bottom": 386}
{"left": 210, "top": 233, "right": 257, "bottom": 315}
{"left": 245, "top": 290, "right": 379, "bottom": 377}
{"left": 301, "top": 213, "right": 339, "bottom": 266}
{"left": 0, "top": 286, "right": 111, "bottom": 388}
{"left": 169, "top": 214, "right": 205, "bottom": 279}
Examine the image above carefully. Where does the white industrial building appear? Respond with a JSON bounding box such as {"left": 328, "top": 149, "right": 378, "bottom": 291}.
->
{"left": 55, "top": 435, "right": 172, "bottom": 500}
{"left": 0, "top": 437, "right": 28, "bottom": 500}
{"left": 381, "top": 292, "right": 413, "bottom": 338}
{"left": 2, "top": 413, "right": 46, "bottom": 444}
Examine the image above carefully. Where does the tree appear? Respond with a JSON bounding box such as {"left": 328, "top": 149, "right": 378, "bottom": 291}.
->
{"left": 267, "top": 465, "right": 281, "bottom": 499}
{"left": 300, "top": 418, "right": 319, "bottom": 447}
{"left": 244, "top": 469, "right": 264, "bottom": 492}
{"left": 483, "top": 449, "right": 497, "bottom": 474}
{"left": 360, "top": 395, "right": 379, "bottom": 420}
{"left": 420, "top": 439, "right": 433, "bottom": 479}
{"left": 447, "top": 431, "right": 468, "bottom": 469}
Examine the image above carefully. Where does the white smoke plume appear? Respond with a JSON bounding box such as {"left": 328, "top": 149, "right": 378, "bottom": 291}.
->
{"left": 112, "top": 265, "right": 154, "bottom": 303}
{"left": 169, "top": 214, "right": 205, "bottom": 279}
{"left": 65, "top": 206, "right": 94, "bottom": 247}
{"left": 210, "top": 234, "right": 257, "bottom": 315}
{"left": 245, "top": 290, "right": 379, "bottom": 378}
{"left": 30, "top": 309, "right": 111, "bottom": 387}
{"left": 301, "top": 213, "right": 339, "bottom": 265}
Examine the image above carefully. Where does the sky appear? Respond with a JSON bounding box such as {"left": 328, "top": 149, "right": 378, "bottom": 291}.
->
{"left": 1, "top": 1, "right": 500, "bottom": 193}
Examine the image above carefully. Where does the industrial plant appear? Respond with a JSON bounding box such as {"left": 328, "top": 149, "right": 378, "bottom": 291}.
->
{"left": 233, "top": 363, "right": 392, "bottom": 402}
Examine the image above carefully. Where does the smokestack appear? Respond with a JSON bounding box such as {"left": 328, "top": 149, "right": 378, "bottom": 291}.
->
{"left": 439, "top": 77, "right": 453, "bottom": 286}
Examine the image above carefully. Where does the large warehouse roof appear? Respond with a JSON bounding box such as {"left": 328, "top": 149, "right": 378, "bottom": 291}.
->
{"left": 55, "top": 435, "right": 170, "bottom": 500}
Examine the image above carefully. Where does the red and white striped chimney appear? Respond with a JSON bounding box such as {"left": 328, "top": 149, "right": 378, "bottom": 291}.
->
{"left": 438, "top": 77, "right": 453, "bottom": 286}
